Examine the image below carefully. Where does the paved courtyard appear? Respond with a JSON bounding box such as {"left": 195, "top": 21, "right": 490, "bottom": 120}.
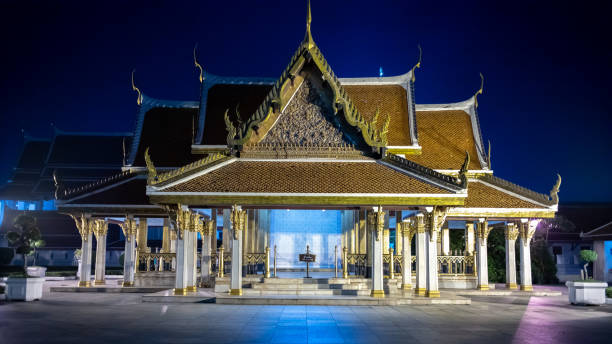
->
{"left": 1, "top": 285, "right": 611, "bottom": 344}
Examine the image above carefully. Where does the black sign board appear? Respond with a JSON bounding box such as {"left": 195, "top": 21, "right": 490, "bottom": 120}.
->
{"left": 299, "top": 253, "right": 316, "bottom": 263}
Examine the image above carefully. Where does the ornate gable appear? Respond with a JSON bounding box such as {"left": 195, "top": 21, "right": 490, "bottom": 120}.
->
{"left": 223, "top": 2, "right": 389, "bottom": 156}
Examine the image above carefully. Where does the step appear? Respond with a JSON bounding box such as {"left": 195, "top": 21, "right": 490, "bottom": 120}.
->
{"left": 251, "top": 283, "right": 366, "bottom": 290}
{"left": 260, "top": 278, "right": 369, "bottom": 285}
{"left": 242, "top": 289, "right": 371, "bottom": 296}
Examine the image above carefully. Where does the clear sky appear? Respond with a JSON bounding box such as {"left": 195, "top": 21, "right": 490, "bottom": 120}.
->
{"left": 0, "top": 0, "right": 610, "bottom": 202}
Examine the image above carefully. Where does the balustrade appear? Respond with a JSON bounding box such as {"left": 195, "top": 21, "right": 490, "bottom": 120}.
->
{"left": 135, "top": 252, "right": 175, "bottom": 273}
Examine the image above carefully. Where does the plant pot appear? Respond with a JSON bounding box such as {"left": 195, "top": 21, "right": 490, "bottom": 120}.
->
{"left": 6, "top": 277, "right": 44, "bottom": 301}
{"left": 566, "top": 281, "right": 608, "bottom": 305}
{"left": 26, "top": 266, "right": 47, "bottom": 277}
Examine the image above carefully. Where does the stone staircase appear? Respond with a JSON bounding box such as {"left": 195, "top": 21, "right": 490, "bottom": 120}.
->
{"left": 214, "top": 277, "right": 372, "bottom": 296}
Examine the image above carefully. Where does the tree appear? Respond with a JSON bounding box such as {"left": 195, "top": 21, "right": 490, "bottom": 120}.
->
{"left": 580, "top": 250, "right": 597, "bottom": 279}
{"left": 538, "top": 215, "right": 576, "bottom": 242}
{"left": 5, "top": 214, "right": 44, "bottom": 273}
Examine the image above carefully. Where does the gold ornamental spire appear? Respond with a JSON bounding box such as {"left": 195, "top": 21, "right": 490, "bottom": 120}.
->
{"left": 131, "top": 69, "right": 143, "bottom": 106}
{"left": 410, "top": 44, "right": 422, "bottom": 82}
{"left": 305, "top": 0, "right": 314, "bottom": 49}
{"left": 474, "top": 73, "right": 484, "bottom": 108}
{"left": 193, "top": 44, "right": 204, "bottom": 83}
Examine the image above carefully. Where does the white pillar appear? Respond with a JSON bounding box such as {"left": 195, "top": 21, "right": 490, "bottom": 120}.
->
{"left": 369, "top": 207, "right": 385, "bottom": 298}
{"left": 230, "top": 206, "right": 245, "bottom": 295}
{"left": 519, "top": 219, "right": 536, "bottom": 291}
{"left": 93, "top": 220, "right": 108, "bottom": 285}
{"left": 505, "top": 223, "right": 519, "bottom": 289}
{"left": 79, "top": 227, "right": 93, "bottom": 287}
{"left": 122, "top": 231, "right": 136, "bottom": 287}
{"left": 415, "top": 214, "right": 427, "bottom": 296}
{"left": 425, "top": 210, "right": 441, "bottom": 298}
{"left": 476, "top": 219, "right": 490, "bottom": 290}
{"left": 441, "top": 226, "right": 450, "bottom": 256}
{"left": 174, "top": 228, "right": 188, "bottom": 295}
{"left": 465, "top": 222, "right": 475, "bottom": 255}
{"left": 200, "top": 220, "right": 213, "bottom": 287}
{"left": 401, "top": 221, "right": 413, "bottom": 290}
{"left": 185, "top": 230, "right": 197, "bottom": 292}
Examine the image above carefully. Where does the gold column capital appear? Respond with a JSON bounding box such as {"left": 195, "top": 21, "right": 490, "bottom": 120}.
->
{"left": 230, "top": 204, "right": 246, "bottom": 240}
{"left": 476, "top": 220, "right": 492, "bottom": 240}
{"left": 519, "top": 220, "right": 538, "bottom": 245}
{"left": 92, "top": 219, "right": 108, "bottom": 240}
{"left": 70, "top": 214, "right": 93, "bottom": 240}
{"left": 504, "top": 223, "right": 519, "bottom": 241}
{"left": 120, "top": 217, "right": 138, "bottom": 241}
{"left": 368, "top": 206, "right": 385, "bottom": 241}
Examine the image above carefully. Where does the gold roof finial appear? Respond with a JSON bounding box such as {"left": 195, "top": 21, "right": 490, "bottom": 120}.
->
{"left": 549, "top": 173, "right": 561, "bottom": 204}
{"left": 410, "top": 44, "right": 422, "bottom": 82}
{"left": 131, "top": 69, "right": 143, "bottom": 106}
{"left": 305, "top": 0, "right": 314, "bottom": 49}
{"left": 193, "top": 44, "right": 204, "bottom": 83}
{"left": 474, "top": 73, "right": 484, "bottom": 108}
{"left": 144, "top": 147, "right": 158, "bottom": 183}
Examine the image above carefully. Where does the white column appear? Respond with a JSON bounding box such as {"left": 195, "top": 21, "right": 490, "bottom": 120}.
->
{"left": 79, "top": 227, "right": 93, "bottom": 287}
{"left": 465, "top": 222, "right": 475, "bottom": 255}
{"left": 415, "top": 214, "right": 427, "bottom": 296}
{"left": 230, "top": 206, "right": 245, "bottom": 295}
{"left": 401, "top": 221, "right": 413, "bottom": 290}
{"left": 505, "top": 222, "right": 519, "bottom": 290}
{"left": 186, "top": 230, "right": 198, "bottom": 292}
{"left": 425, "top": 210, "right": 441, "bottom": 298}
{"left": 476, "top": 219, "right": 490, "bottom": 290}
{"left": 441, "top": 226, "right": 450, "bottom": 256}
{"left": 93, "top": 220, "right": 108, "bottom": 285}
{"left": 519, "top": 219, "right": 536, "bottom": 291}
{"left": 174, "top": 228, "right": 188, "bottom": 295}
{"left": 200, "top": 220, "right": 213, "bottom": 287}
{"left": 369, "top": 207, "right": 385, "bottom": 297}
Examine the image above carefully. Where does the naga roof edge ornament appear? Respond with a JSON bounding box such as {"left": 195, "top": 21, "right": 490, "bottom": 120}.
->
{"left": 131, "top": 69, "right": 143, "bottom": 106}
{"left": 144, "top": 147, "right": 158, "bottom": 183}
{"left": 458, "top": 151, "right": 470, "bottom": 189}
{"left": 193, "top": 43, "right": 204, "bottom": 84}
{"left": 410, "top": 44, "right": 422, "bottom": 83}
{"left": 474, "top": 72, "right": 484, "bottom": 108}
{"left": 549, "top": 173, "right": 561, "bottom": 205}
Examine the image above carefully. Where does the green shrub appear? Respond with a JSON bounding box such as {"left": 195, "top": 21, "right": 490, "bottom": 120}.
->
{"left": 580, "top": 250, "right": 597, "bottom": 263}
{"left": 0, "top": 285, "right": 4, "bottom": 294}
{"left": 531, "top": 240, "right": 559, "bottom": 284}
{"left": 606, "top": 287, "right": 612, "bottom": 298}
{"left": 0, "top": 247, "right": 15, "bottom": 265}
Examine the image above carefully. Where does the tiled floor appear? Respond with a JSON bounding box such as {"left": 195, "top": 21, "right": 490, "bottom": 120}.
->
{"left": 1, "top": 283, "right": 611, "bottom": 343}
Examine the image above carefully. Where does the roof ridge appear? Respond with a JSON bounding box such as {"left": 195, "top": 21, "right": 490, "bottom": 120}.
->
{"left": 382, "top": 153, "right": 465, "bottom": 192}
{"left": 148, "top": 152, "right": 229, "bottom": 186}
{"left": 59, "top": 170, "right": 140, "bottom": 200}
{"left": 478, "top": 174, "right": 556, "bottom": 206}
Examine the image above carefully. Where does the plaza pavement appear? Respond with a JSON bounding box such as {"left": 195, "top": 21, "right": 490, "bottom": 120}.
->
{"left": 0, "top": 283, "right": 611, "bottom": 344}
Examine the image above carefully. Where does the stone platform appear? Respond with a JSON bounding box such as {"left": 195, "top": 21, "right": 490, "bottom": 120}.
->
{"left": 51, "top": 286, "right": 168, "bottom": 293}
{"left": 141, "top": 289, "right": 471, "bottom": 305}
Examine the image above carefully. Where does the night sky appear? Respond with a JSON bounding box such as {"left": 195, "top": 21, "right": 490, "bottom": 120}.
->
{"left": 0, "top": 1, "right": 610, "bottom": 202}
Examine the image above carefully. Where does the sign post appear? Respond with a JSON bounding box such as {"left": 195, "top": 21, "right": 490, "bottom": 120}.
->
{"left": 299, "top": 245, "right": 316, "bottom": 278}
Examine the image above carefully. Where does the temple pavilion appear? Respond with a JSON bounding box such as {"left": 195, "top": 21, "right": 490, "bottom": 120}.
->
{"left": 50, "top": 2, "right": 559, "bottom": 299}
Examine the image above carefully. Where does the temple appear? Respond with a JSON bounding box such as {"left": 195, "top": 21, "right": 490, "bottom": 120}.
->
{"left": 1, "top": 2, "right": 560, "bottom": 300}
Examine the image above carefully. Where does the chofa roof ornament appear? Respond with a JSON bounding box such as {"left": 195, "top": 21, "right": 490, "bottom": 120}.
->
{"left": 549, "top": 174, "right": 561, "bottom": 205}
{"left": 474, "top": 73, "right": 484, "bottom": 108}
{"left": 131, "top": 69, "right": 143, "bottom": 106}
{"left": 193, "top": 43, "right": 204, "bottom": 84}
{"left": 410, "top": 44, "right": 422, "bottom": 83}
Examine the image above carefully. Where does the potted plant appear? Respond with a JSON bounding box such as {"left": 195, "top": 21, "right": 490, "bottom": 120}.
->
{"left": 4, "top": 214, "right": 45, "bottom": 301}
{"left": 73, "top": 248, "right": 82, "bottom": 277}
{"left": 565, "top": 250, "right": 608, "bottom": 305}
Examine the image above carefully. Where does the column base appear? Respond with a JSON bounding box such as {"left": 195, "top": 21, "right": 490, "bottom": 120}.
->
{"left": 414, "top": 288, "right": 426, "bottom": 296}
{"left": 186, "top": 286, "right": 197, "bottom": 292}
{"left": 229, "top": 288, "right": 243, "bottom": 296}
{"left": 401, "top": 283, "right": 412, "bottom": 290}
{"left": 94, "top": 280, "right": 106, "bottom": 286}
{"left": 506, "top": 283, "right": 518, "bottom": 290}
{"left": 520, "top": 285, "right": 533, "bottom": 291}
{"left": 476, "top": 284, "right": 489, "bottom": 291}
{"left": 78, "top": 281, "right": 91, "bottom": 287}
{"left": 122, "top": 281, "right": 134, "bottom": 287}
{"left": 370, "top": 290, "right": 385, "bottom": 298}
{"left": 426, "top": 290, "right": 440, "bottom": 298}
{"left": 173, "top": 288, "right": 187, "bottom": 296}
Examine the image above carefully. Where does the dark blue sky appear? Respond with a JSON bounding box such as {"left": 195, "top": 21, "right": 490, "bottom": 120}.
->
{"left": 0, "top": 0, "right": 610, "bottom": 202}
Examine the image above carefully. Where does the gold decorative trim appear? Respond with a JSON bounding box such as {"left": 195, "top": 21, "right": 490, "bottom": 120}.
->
{"left": 415, "top": 288, "right": 426, "bottom": 296}
{"left": 402, "top": 284, "right": 412, "bottom": 290}
{"left": 173, "top": 288, "right": 187, "bottom": 295}
{"left": 520, "top": 285, "right": 533, "bottom": 291}
{"left": 78, "top": 281, "right": 91, "bottom": 287}
{"left": 186, "top": 286, "right": 197, "bottom": 292}
{"left": 476, "top": 284, "right": 489, "bottom": 291}
{"left": 122, "top": 281, "right": 134, "bottom": 287}
{"left": 149, "top": 153, "right": 228, "bottom": 186}
{"left": 506, "top": 283, "right": 518, "bottom": 290}
{"left": 426, "top": 290, "right": 440, "bottom": 298}
{"left": 229, "top": 288, "right": 243, "bottom": 296}
{"left": 94, "top": 280, "right": 105, "bottom": 286}
{"left": 370, "top": 289, "right": 385, "bottom": 298}
{"left": 131, "top": 69, "right": 143, "bottom": 106}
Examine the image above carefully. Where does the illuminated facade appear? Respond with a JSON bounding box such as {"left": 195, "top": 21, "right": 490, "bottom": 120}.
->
{"left": 4, "top": 2, "right": 561, "bottom": 299}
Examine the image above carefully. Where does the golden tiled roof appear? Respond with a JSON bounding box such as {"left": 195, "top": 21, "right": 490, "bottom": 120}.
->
{"left": 164, "top": 160, "right": 451, "bottom": 194}
{"left": 344, "top": 85, "right": 412, "bottom": 146}
{"left": 409, "top": 110, "right": 483, "bottom": 170}
{"left": 464, "top": 181, "right": 543, "bottom": 209}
